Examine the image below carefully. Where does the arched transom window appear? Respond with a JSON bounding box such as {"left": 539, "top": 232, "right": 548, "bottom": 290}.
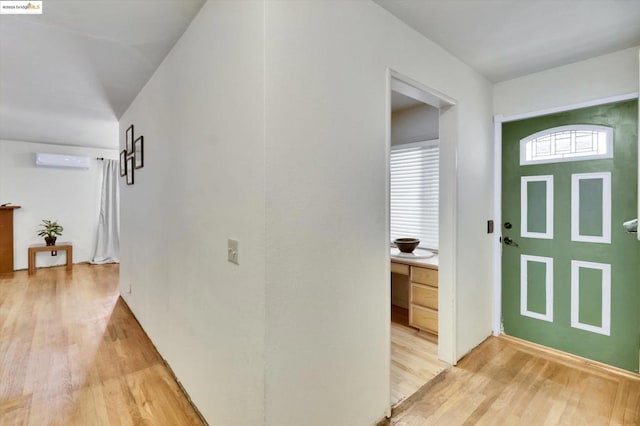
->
{"left": 520, "top": 125, "right": 613, "bottom": 165}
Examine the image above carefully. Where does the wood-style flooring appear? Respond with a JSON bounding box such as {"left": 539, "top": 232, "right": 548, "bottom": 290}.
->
{"left": 0, "top": 264, "right": 203, "bottom": 425}
{"left": 4, "top": 265, "right": 637, "bottom": 425}
{"left": 391, "top": 305, "right": 448, "bottom": 407}
{"left": 387, "top": 335, "right": 640, "bottom": 425}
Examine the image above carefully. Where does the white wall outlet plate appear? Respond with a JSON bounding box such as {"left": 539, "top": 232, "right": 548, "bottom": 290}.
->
{"left": 228, "top": 239, "right": 239, "bottom": 265}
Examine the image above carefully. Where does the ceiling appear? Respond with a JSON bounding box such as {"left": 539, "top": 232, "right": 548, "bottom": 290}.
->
{"left": 391, "top": 91, "right": 424, "bottom": 112}
{"left": 374, "top": 0, "right": 640, "bottom": 82}
{"left": 0, "top": 0, "right": 204, "bottom": 148}
{"left": 2, "top": 1, "right": 639, "bottom": 149}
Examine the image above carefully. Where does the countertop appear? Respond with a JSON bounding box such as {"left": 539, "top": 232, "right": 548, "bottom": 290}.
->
{"left": 390, "top": 247, "right": 439, "bottom": 269}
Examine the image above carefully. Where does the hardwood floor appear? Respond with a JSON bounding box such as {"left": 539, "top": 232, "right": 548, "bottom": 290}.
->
{"left": 6, "top": 266, "right": 636, "bottom": 425}
{"left": 0, "top": 264, "right": 204, "bottom": 425}
{"left": 387, "top": 335, "right": 640, "bottom": 425}
{"left": 391, "top": 305, "right": 448, "bottom": 407}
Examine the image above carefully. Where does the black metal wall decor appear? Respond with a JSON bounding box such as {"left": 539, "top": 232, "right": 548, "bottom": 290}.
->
{"left": 121, "top": 124, "right": 144, "bottom": 185}
{"left": 134, "top": 135, "right": 144, "bottom": 169}
{"left": 126, "top": 156, "right": 135, "bottom": 185}
{"left": 119, "top": 150, "right": 127, "bottom": 176}
{"left": 125, "top": 124, "right": 134, "bottom": 153}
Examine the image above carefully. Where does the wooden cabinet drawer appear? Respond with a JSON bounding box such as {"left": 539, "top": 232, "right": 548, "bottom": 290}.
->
{"left": 410, "top": 305, "right": 438, "bottom": 335}
{"left": 411, "top": 283, "right": 438, "bottom": 310}
{"left": 391, "top": 262, "right": 409, "bottom": 275}
{"left": 411, "top": 266, "right": 438, "bottom": 287}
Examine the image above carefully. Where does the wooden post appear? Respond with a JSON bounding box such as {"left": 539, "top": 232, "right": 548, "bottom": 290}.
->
{"left": 0, "top": 206, "right": 21, "bottom": 274}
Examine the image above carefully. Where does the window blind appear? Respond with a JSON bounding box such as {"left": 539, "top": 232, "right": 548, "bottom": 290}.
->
{"left": 390, "top": 140, "right": 439, "bottom": 250}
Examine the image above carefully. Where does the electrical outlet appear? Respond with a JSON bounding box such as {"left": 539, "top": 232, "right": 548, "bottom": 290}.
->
{"left": 228, "top": 239, "right": 239, "bottom": 265}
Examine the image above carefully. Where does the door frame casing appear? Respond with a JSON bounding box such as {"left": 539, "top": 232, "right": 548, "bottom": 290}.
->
{"left": 386, "top": 69, "right": 458, "bottom": 416}
{"left": 492, "top": 92, "right": 639, "bottom": 335}
{"left": 386, "top": 70, "right": 458, "bottom": 355}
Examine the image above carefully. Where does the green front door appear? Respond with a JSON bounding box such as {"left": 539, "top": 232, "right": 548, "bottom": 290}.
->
{"left": 502, "top": 100, "right": 640, "bottom": 373}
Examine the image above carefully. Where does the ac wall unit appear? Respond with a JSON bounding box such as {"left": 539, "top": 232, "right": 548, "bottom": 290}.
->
{"left": 36, "top": 153, "right": 90, "bottom": 169}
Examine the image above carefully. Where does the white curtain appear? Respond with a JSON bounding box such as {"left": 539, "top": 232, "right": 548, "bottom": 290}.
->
{"left": 91, "top": 159, "right": 120, "bottom": 264}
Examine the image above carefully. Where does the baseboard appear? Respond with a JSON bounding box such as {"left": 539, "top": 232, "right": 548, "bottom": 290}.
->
{"left": 13, "top": 261, "right": 99, "bottom": 272}
{"left": 499, "top": 334, "right": 640, "bottom": 381}
{"left": 118, "top": 296, "right": 209, "bottom": 425}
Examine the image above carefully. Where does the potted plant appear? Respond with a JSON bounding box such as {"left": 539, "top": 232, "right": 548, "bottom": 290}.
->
{"left": 37, "top": 219, "right": 63, "bottom": 246}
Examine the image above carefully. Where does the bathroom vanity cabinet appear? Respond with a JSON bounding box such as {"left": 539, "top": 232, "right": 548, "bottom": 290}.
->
{"left": 391, "top": 257, "right": 439, "bottom": 335}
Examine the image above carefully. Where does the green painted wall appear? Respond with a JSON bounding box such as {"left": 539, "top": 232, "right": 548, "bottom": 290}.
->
{"left": 502, "top": 100, "right": 639, "bottom": 372}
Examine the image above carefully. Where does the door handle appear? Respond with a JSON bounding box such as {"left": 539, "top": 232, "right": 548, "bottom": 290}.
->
{"left": 503, "top": 237, "right": 519, "bottom": 247}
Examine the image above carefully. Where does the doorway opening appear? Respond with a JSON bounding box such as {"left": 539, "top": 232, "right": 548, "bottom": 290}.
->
{"left": 388, "top": 75, "right": 452, "bottom": 407}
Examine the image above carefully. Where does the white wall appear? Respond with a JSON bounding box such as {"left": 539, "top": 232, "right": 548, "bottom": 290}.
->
{"left": 494, "top": 46, "right": 639, "bottom": 117}
{"left": 119, "top": 1, "right": 494, "bottom": 425}
{"left": 264, "top": 1, "right": 493, "bottom": 425}
{"left": 0, "top": 139, "right": 117, "bottom": 270}
{"left": 391, "top": 103, "right": 439, "bottom": 145}
{"left": 118, "top": 1, "right": 266, "bottom": 425}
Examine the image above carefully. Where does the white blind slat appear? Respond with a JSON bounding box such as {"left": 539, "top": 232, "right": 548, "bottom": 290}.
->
{"left": 390, "top": 141, "right": 439, "bottom": 250}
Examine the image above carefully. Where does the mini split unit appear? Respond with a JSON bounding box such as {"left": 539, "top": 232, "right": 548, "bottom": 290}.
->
{"left": 35, "top": 153, "right": 90, "bottom": 169}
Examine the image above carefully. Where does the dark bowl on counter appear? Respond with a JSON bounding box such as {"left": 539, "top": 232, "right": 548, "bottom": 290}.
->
{"left": 394, "top": 238, "right": 420, "bottom": 253}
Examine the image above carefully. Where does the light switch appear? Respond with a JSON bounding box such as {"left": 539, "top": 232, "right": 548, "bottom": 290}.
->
{"left": 228, "top": 239, "right": 239, "bottom": 265}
